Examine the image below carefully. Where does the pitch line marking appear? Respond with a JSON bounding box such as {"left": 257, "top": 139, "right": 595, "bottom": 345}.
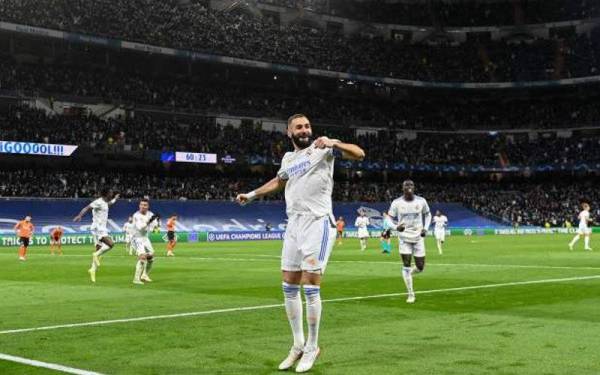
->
{"left": 1, "top": 252, "right": 599, "bottom": 271}
{"left": 0, "top": 353, "right": 105, "bottom": 375}
{"left": 1, "top": 275, "right": 599, "bottom": 336}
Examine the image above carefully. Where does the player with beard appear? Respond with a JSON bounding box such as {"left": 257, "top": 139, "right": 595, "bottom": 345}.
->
{"left": 388, "top": 180, "right": 431, "bottom": 304}
{"left": 236, "top": 114, "right": 365, "bottom": 373}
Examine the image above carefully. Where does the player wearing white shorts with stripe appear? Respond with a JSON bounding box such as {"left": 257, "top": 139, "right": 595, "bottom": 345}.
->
{"left": 236, "top": 114, "right": 365, "bottom": 373}
{"left": 569, "top": 202, "right": 593, "bottom": 251}
{"left": 123, "top": 216, "right": 135, "bottom": 255}
{"left": 388, "top": 180, "right": 431, "bottom": 304}
{"left": 433, "top": 211, "right": 448, "bottom": 255}
{"left": 355, "top": 212, "right": 370, "bottom": 251}
{"left": 73, "top": 189, "right": 119, "bottom": 283}
{"left": 131, "top": 199, "right": 160, "bottom": 284}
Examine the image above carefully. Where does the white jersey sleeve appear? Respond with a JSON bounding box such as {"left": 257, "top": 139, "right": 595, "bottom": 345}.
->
{"left": 90, "top": 198, "right": 102, "bottom": 209}
{"left": 422, "top": 200, "right": 432, "bottom": 231}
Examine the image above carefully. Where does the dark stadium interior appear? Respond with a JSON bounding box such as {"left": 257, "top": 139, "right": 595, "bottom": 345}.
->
{"left": 3, "top": 2, "right": 600, "bottom": 374}
{"left": 1, "top": 0, "right": 599, "bottom": 227}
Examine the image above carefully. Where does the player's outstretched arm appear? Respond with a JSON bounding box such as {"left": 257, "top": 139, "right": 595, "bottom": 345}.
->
{"left": 236, "top": 176, "right": 286, "bottom": 206}
{"left": 108, "top": 194, "right": 120, "bottom": 206}
{"left": 73, "top": 205, "right": 91, "bottom": 222}
{"left": 314, "top": 137, "right": 365, "bottom": 161}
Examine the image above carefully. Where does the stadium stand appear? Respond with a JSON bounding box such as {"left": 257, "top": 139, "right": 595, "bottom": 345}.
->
{"left": 1, "top": 0, "right": 599, "bottom": 82}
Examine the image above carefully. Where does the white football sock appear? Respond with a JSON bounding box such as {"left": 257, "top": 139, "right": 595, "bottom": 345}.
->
{"left": 282, "top": 282, "right": 304, "bottom": 349}
{"left": 402, "top": 266, "right": 414, "bottom": 295}
{"left": 585, "top": 236, "right": 590, "bottom": 248}
{"left": 570, "top": 235, "right": 580, "bottom": 246}
{"left": 437, "top": 240, "right": 443, "bottom": 254}
{"left": 144, "top": 260, "right": 153, "bottom": 276}
{"left": 304, "top": 285, "right": 321, "bottom": 350}
{"left": 95, "top": 243, "right": 111, "bottom": 257}
{"left": 134, "top": 260, "right": 145, "bottom": 281}
{"left": 90, "top": 260, "right": 98, "bottom": 272}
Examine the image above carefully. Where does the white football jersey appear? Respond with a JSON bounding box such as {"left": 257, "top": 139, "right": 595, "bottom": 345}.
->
{"left": 89, "top": 198, "right": 109, "bottom": 231}
{"left": 355, "top": 216, "right": 370, "bottom": 229}
{"left": 433, "top": 215, "right": 448, "bottom": 231}
{"left": 388, "top": 195, "right": 432, "bottom": 243}
{"left": 132, "top": 211, "right": 158, "bottom": 239}
{"left": 383, "top": 216, "right": 395, "bottom": 230}
{"left": 579, "top": 210, "right": 590, "bottom": 229}
{"left": 123, "top": 222, "right": 135, "bottom": 235}
{"left": 277, "top": 143, "right": 335, "bottom": 218}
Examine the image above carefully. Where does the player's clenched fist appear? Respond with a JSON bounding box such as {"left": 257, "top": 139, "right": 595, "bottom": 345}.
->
{"left": 314, "top": 136, "right": 338, "bottom": 149}
{"left": 236, "top": 191, "right": 256, "bottom": 206}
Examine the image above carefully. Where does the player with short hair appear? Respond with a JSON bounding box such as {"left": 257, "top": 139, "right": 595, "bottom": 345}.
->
{"left": 131, "top": 199, "right": 160, "bottom": 284}
{"left": 380, "top": 211, "right": 394, "bottom": 255}
{"left": 236, "top": 113, "right": 365, "bottom": 373}
{"left": 433, "top": 210, "right": 448, "bottom": 255}
{"left": 166, "top": 214, "right": 178, "bottom": 257}
{"left": 14, "top": 215, "right": 34, "bottom": 261}
{"left": 50, "top": 226, "right": 64, "bottom": 255}
{"left": 389, "top": 180, "right": 431, "bottom": 304}
{"left": 335, "top": 216, "right": 345, "bottom": 246}
{"left": 569, "top": 202, "right": 593, "bottom": 251}
{"left": 73, "top": 189, "right": 119, "bottom": 283}
{"left": 355, "top": 211, "right": 370, "bottom": 251}
{"left": 123, "top": 216, "right": 135, "bottom": 255}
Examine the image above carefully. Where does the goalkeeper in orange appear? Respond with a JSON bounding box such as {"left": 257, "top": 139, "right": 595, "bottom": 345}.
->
{"left": 50, "top": 226, "right": 64, "bottom": 255}
{"left": 166, "top": 214, "right": 178, "bottom": 257}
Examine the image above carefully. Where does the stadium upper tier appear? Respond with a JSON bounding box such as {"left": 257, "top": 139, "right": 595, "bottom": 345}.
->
{"left": 2, "top": 105, "right": 600, "bottom": 169}
{"left": 0, "top": 55, "right": 599, "bottom": 131}
{"left": 0, "top": 169, "right": 596, "bottom": 228}
{"left": 260, "top": 0, "right": 599, "bottom": 27}
{"left": 0, "top": 0, "right": 599, "bottom": 83}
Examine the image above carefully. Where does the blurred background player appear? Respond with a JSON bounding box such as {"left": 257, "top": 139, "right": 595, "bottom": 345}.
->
{"left": 73, "top": 189, "right": 119, "bottom": 283}
{"left": 569, "top": 202, "right": 593, "bottom": 251}
{"left": 335, "top": 216, "right": 345, "bottom": 245}
{"left": 380, "top": 211, "right": 394, "bottom": 254}
{"left": 166, "top": 214, "right": 177, "bottom": 257}
{"left": 355, "top": 211, "right": 370, "bottom": 251}
{"left": 236, "top": 113, "right": 365, "bottom": 372}
{"left": 131, "top": 199, "right": 160, "bottom": 284}
{"left": 50, "top": 225, "right": 64, "bottom": 255}
{"left": 433, "top": 210, "right": 448, "bottom": 255}
{"left": 14, "top": 215, "right": 34, "bottom": 261}
{"left": 389, "top": 180, "right": 431, "bottom": 304}
{"left": 123, "top": 216, "right": 135, "bottom": 255}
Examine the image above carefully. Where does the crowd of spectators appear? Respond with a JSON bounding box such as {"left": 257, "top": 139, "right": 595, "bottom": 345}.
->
{"left": 1, "top": 0, "right": 599, "bottom": 82}
{"left": 262, "top": 0, "right": 600, "bottom": 26}
{"left": 3, "top": 106, "right": 600, "bottom": 167}
{"left": 0, "top": 170, "right": 269, "bottom": 201}
{"left": 0, "top": 168, "right": 597, "bottom": 227}
{"left": 335, "top": 180, "right": 600, "bottom": 227}
{"left": 1, "top": 56, "right": 600, "bottom": 131}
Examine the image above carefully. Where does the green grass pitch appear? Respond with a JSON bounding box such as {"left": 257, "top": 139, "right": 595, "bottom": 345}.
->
{"left": 1, "top": 234, "right": 600, "bottom": 374}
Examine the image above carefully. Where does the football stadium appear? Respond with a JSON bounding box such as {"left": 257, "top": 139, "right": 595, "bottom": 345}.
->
{"left": 1, "top": 0, "right": 600, "bottom": 374}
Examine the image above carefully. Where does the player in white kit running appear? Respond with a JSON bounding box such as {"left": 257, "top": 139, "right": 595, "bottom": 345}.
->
{"left": 388, "top": 180, "right": 431, "bottom": 304}
{"left": 569, "top": 202, "right": 593, "bottom": 251}
{"left": 131, "top": 199, "right": 160, "bottom": 284}
{"left": 73, "top": 189, "right": 119, "bottom": 283}
{"left": 236, "top": 114, "right": 365, "bottom": 373}
{"left": 355, "top": 211, "right": 370, "bottom": 251}
{"left": 433, "top": 210, "right": 448, "bottom": 255}
{"left": 123, "top": 216, "right": 135, "bottom": 255}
